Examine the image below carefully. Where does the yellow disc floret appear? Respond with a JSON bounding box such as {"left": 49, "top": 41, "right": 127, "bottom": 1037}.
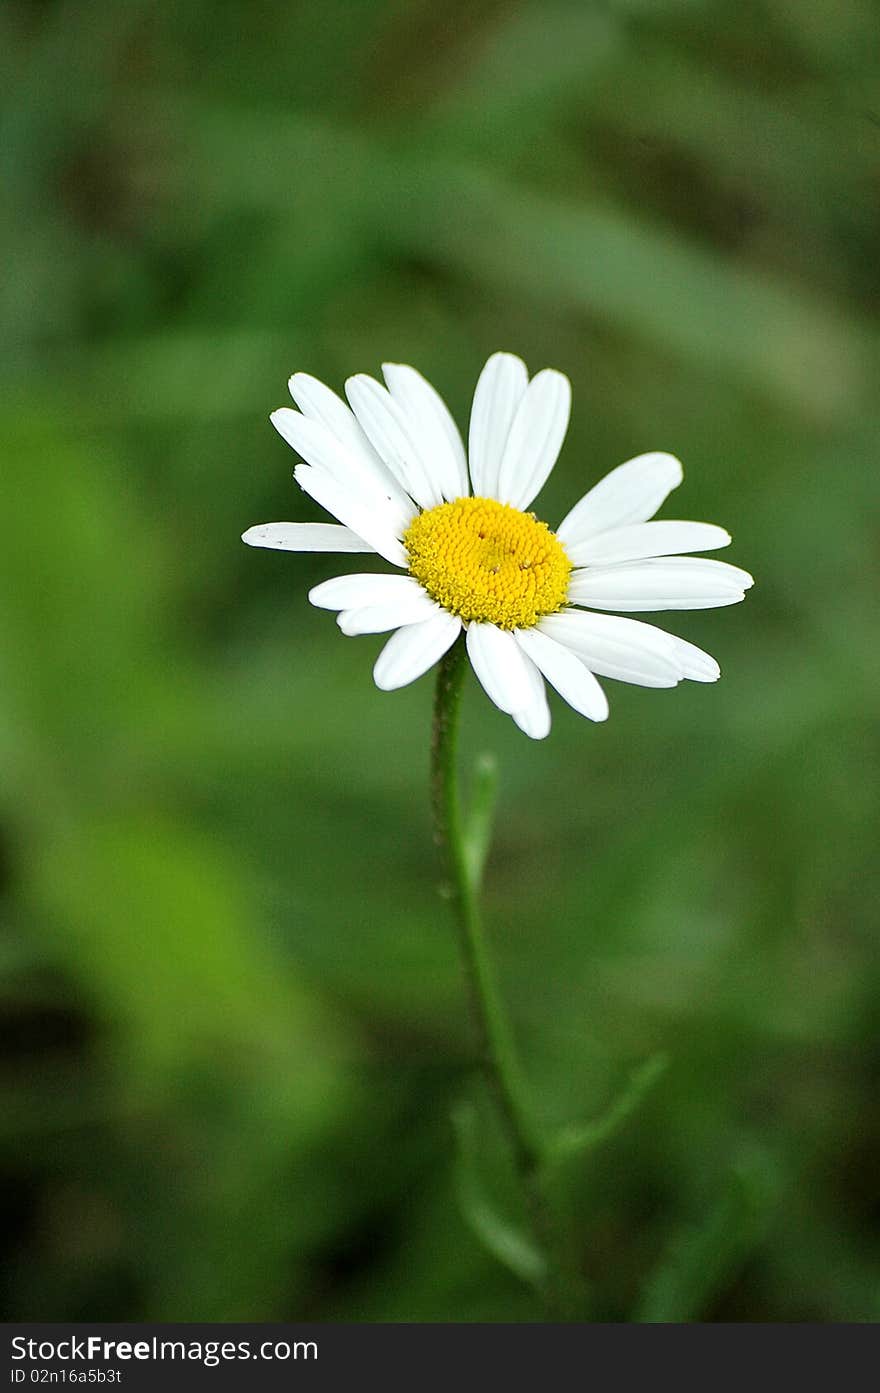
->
{"left": 404, "top": 496, "right": 571, "bottom": 630}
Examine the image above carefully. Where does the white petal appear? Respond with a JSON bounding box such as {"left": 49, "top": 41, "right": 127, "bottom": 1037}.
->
{"left": 512, "top": 703, "right": 551, "bottom": 740}
{"left": 309, "top": 573, "right": 426, "bottom": 611}
{"left": 538, "top": 611, "right": 719, "bottom": 687}
{"left": 515, "top": 628, "right": 609, "bottom": 722}
{"left": 660, "top": 631, "right": 721, "bottom": 683}
{"left": 538, "top": 611, "right": 678, "bottom": 686}
{"left": 287, "top": 373, "right": 415, "bottom": 513}
{"left": 495, "top": 369, "right": 571, "bottom": 509}
{"left": 272, "top": 408, "right": 351, "bottom": 479}
{"left": 566, "top": 520, "right": 731, "bottom": 567}
{"left": 567, "top": 557, "right": 754, "bottom": 611}
{"left": 294, "top": 464, "right": 407, "bottom": 568}
{"left": 382, "top": 363, "right": 468, "bottom": 501}
{"left": 557, "top": 452, "right": 683, "bottom": 547}
{"left": 288, "top": 372, "right": 360, "bottom": 435}
{"left": 465, "top": 623, "right": 534, "bottom": 716}
{"left": 271, "top": 407, "right": 413, "bottom": 535}
{"left": 241, "top": 522, "right": 375, "bottom": 553}
{"left": 468, "top": 352, "right": 529, "bottom": 498}
{"left": 511, "top": 653, "right": 551, "bottom": 740}
{"left": 337, "top": 592, "right": 440, "bottom": 635}
{"left": 373, "top": 613, "right": 462, "bottom": 690}
{"left": 345, "top": 375, "right": 441, "bottom": 509}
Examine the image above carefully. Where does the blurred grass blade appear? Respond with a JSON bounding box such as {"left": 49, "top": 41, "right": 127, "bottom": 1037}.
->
{"left": 451, "top": 1102, "right": 546, "bottom": 1289}
{"left": 635, "top": 1156, "right": 779, "bottom": 1322}
{"left": 547, "top": 1052, "right": 669, "bottom": 1166}
{"left": 423, "top": 3, "right": 619, "bottom": 156}
{"left": 168, "top": 100, "right": 875, "bottom": 419}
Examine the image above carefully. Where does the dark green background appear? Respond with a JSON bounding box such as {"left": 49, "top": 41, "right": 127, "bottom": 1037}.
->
{"left": 2, "top": 0, "right": 878, "bottom": 1321}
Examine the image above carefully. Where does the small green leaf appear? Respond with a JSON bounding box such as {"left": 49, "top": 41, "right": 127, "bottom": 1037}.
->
{"left": 547, "top": 1052, "right": 669, "bottom": 1166}
{"left": 451, "top": 1102, "right": 546, "bottom": 1289}
{"left": 461, "top": 751, "right": 499, "bottom": 893}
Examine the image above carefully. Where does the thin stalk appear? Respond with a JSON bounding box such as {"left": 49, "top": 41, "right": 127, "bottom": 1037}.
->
{"left": 431, "top": 635, "right": 573, "bottom": 1316}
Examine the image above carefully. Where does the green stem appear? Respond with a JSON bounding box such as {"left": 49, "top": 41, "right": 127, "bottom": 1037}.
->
{"left": 431, "top": 635, "right": 571, "bottom": 1315}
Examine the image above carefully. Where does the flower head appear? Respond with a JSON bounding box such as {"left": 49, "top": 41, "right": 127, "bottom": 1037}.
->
{"left": 243, "top": 353, "right": 752, "bottom": 738}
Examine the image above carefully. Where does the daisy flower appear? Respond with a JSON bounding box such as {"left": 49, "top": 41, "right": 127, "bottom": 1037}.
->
{"left": 243, "top": 353, "right": 752, "bottom": 738}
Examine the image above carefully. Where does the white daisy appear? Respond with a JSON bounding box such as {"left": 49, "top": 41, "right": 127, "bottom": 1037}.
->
{"left": 243, "top": 352, "right": 753, "bottom": 739}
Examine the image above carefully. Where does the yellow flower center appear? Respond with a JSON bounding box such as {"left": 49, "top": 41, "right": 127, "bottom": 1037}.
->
{"left": 404, "top": 496, "right": 571, "bottom": 630}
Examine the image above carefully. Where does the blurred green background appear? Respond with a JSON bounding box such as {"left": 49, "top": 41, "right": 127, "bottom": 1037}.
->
{"left": 2, "top": 0, "right": 878, "bottom": 1323}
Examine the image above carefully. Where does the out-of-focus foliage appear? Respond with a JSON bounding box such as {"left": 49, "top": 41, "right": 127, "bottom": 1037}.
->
{"left": 2, "top": 0, "right": 878, "bottom": 1321}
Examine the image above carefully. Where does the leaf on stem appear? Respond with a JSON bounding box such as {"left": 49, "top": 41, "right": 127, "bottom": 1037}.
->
{"left": 461, "top": 751, "right": 499, "bottom": 893}
{"left": 547, "top": 1051, "right": 669, "bottom": 1167}
{"left": 451, "top": 1101, "right": 547, "bottom": 1289}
